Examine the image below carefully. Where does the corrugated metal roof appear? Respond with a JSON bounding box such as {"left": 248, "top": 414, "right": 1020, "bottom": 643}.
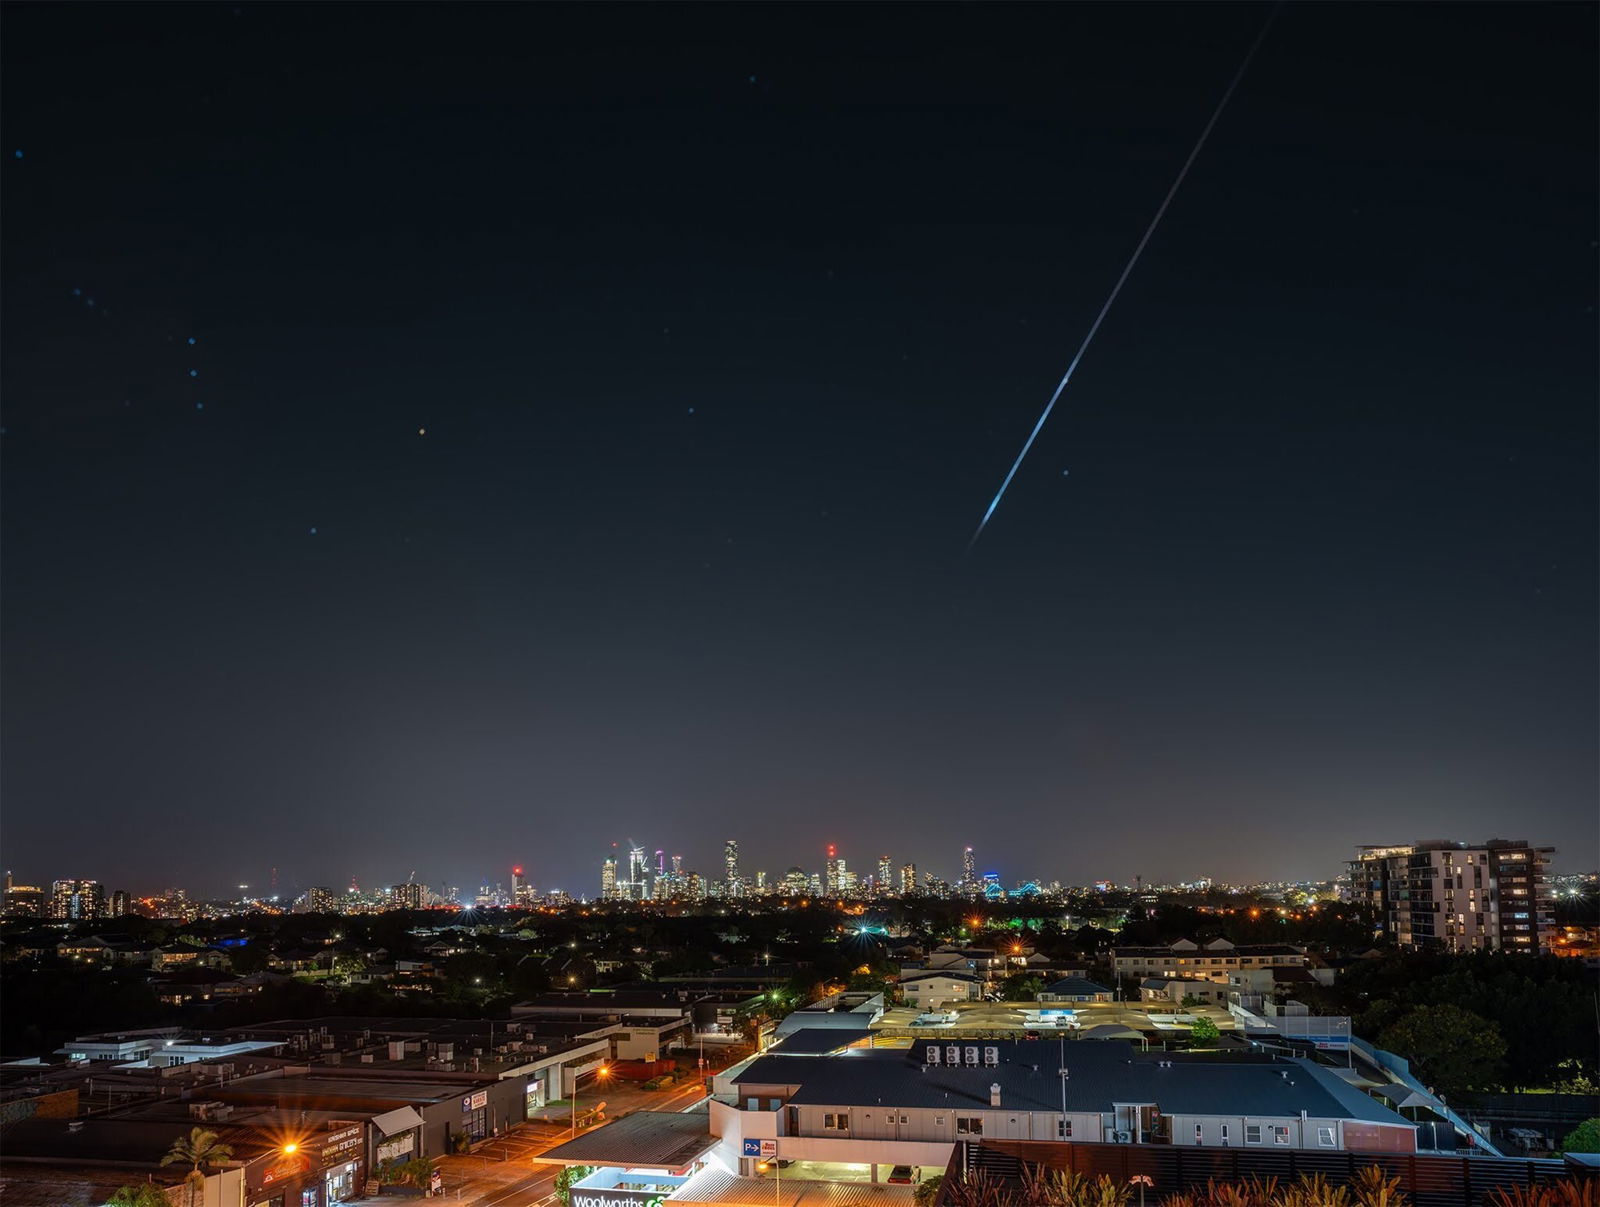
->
{"left": 540, "top": 1110, "right": 717, "bottom": 1168}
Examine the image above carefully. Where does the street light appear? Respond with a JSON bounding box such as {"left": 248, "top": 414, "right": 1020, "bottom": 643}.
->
{"left": 1130, "top": 1174, "right": 1154, "bottom": 1207}
{"left": 571, "top": 1063, "right": 610, "bottom": 1137}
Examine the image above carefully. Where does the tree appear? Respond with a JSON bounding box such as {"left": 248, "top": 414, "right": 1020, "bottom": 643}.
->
{"left": 1560, "top": 1118, "right": 1600, "bottom": 1154}
{"left": 1190, "top": 1016, "right": 1220, "bottom": 1045}
{"left": 160, "top": 1126, "right": 234, "bottom": 1207}
{"left": 999, "top": 973, "right": 1045, "bottom": 1001}
{"left": 913, "top": 1175, "right": 944, "bottom": 1207}
{"left": 1377, "top": 1005, "right": 1506, "bottom": 1096}
{"left": 108, "top": 1186, "right": 174, "bottom": 1207}
{"left": 556, "top": 1164, "right": 596, "bottom": 1206}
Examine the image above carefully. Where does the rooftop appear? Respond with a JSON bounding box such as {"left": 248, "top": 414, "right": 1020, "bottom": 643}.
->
{"left": 733, "top": 1040, "right": 1409, "bottom": 1126}
{"left": 540, "top": 1110, "right": 720, "bottom": 1169}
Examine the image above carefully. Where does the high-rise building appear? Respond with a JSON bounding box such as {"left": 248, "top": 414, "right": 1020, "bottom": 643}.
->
{"left": 600, "top": 857, "right": 619, "bottom": 901}
{"left": 109, "top": 889, "right": 131, "bottom": 917}
{"left": 1349, "top": 839, "right": 1556, "bottom": 954}
{"left": 512, "top": 866, "right": 537, "bottom": 908}
{"left": 627, "top": 845, "right": 649, "bottom": 900}
{"left": 49, "top": 879, "right": 105, "bottom": 920}
{"left": 782, "top": 867, "right": 808, "bottom": 896}
{"left": 900, "top": 863, "right": 917, "bottom": 895}
{"left": 755, "top": 870, "right": 768, "bottom": 893}
{"left": 300, "top": 885, "right": 336, "bottom": 913}
{"left": 724, "top": 839, "right": 743, "bottom": 897}
{"left": 961, "top": 845, "right": 977, "bottom": 895}
{"left": 824, "top": 845, "right": 839, "bottom": 895}
{"left": 4, "top": 872, "right": 45, "bottom": 917}
{"left": 877, "top": 855, "right": 893, "bottom": 894}
{"left": 389, "top": 882, "right": 425, "bottom": 910}
{"left": 671, "top": 854, "right": 683, "bottom": 875}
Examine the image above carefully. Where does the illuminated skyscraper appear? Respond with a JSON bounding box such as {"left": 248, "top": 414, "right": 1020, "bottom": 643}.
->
{"left": 961, "top": 845, "right": 978, "bottom": 895}
{"left": 900, "top": 862, "right": 917, "bottom": 895}
{"left": 627, "top": 845, "right": 649, "bottom": 900}
{"left": 877, "top": 854, "right": 893, "bottom": 894}
{"left": 600, "top": 856, "right": 618, "bottom": 900}
{"left": 824, "top": 844, "right": 839, "bottom": 895}
{"left": 49, "top": 879, "right": 104, "bottom": 920}
{"left": 724, "top": 839, "right": 743, "bottom": 897}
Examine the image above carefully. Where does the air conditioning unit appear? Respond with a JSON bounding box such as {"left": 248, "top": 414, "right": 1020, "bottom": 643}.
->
{"left": 983, "top": 1046, "right": 999, "bottom": 1067}
{"left": 925, "top": 1046, "right": 942, "bottom": 1065}
{"left": 1113, "top": 1130, "right": 1133, "bottom": 1144}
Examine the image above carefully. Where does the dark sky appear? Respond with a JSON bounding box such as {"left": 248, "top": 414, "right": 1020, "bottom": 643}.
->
{"left": 3, "top": 3, "right": 1594, "bottom": 899}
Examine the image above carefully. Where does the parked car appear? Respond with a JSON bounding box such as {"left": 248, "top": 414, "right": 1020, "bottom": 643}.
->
{"left": 888, "top": 1166, "right": 915, "bottom": 1184}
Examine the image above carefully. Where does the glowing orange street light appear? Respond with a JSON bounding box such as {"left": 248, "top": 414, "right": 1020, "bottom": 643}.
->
{"left": 283, "top": 1142, "right": 299, "bottom": 1155}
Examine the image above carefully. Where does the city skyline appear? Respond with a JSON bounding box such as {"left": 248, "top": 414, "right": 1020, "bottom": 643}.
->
{"left": 8, "top": 832, "right": 1594, "bottom": 906}
{"left": 2, "top": 5, "right": 1594, "bottom": 894}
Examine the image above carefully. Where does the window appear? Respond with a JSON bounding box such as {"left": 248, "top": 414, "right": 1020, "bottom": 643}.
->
{"left": 1317, "top": 1127, "right": 1336, "bottom": 1147}
{"left": 934, "top": 1116, "right": 945, "bottom": 1127}
{"left": 1220, "top": 1124, "right": 1229, "bottom": 1144}
{"left": 1195, "top": 1124, "right": 1204, "bottom": 1143}
{"left": 1272, "top": 1126, "right": 1291, "bottom": 1145}
{"left": 956, "top": 1116, "right": 983, "bottom": 1137}
{"left": 823, "top": 1113, "right": 850, "bottom": 1131}
{"left": 1057, "top": 1119, "right": 1073, "bottom": 1139}
{"left": 1245, "top": 1125, "right": 1262, "bottom": 1144}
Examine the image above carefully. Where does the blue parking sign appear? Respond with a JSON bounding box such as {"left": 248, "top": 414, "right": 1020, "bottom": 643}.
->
{"left": 742, "top": 1139, "right": 763, "bottom": 1158}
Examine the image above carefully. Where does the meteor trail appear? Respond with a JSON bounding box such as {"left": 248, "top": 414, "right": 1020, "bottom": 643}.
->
{"left": 967, "top": 8, "right": 1280, "bottom": 552}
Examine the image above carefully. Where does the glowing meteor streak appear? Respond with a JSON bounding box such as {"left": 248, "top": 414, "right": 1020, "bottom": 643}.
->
{"left": 967, "top": 8, "right": 1280, "bottom": 551}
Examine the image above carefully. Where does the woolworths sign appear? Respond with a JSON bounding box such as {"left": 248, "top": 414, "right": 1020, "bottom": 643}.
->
{"left": 569, "top": 1189, "right": 667, "bottom": 1207}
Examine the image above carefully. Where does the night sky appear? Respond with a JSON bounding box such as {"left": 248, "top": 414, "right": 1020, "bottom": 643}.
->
{"left": 2, "top": 4, "right": 1594, "bottom": 899}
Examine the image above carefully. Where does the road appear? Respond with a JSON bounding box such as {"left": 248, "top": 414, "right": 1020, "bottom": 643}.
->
{"left": 426, "top": 1080, "right": 714, "bottom": 1207}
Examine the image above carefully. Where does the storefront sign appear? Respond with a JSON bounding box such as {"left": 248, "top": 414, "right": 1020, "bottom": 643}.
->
{"left": 321, "top": 1125, "right": 364, "bottom": 1164}
{"left": 376, "top": 1132, "right": 415, "bottom": 1163}
{"left": 571, "top": 1189, "right": 669, "bottom": 1207}
{"left": 464, "top": 1090, "right": 488, "bottom": 1111}
{"left": 262, "top": 1154, "right": 311, "bottom": 1184}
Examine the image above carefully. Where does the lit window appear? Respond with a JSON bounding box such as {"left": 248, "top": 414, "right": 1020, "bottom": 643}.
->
{"left": 1318, "top": 1127, "right": 1336, "bottom": 1147}
{"left": 956, "top": 1117, "right": 983, "bottom": 1137}
{"left": 1273, "top": 1126, "right": 1291, "bottom": 1145}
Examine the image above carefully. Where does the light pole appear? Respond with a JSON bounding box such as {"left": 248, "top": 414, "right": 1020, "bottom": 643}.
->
{"left": 1130, "top": 1174, "right": 1154, "bottom": 1207}
{"left": 571, "top": 1064, "right": 609, "bottom": 1137}
{"left": 1058, "top": 1039, "right": 1069, "bottom": 1140}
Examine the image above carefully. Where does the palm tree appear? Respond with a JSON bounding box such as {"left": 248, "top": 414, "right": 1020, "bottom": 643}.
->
{"left": 160, "top": 1126, "right": 234, "bottom": 1207}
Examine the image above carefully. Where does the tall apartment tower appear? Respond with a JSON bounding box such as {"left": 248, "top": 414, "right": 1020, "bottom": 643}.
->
{"left": 900, "top": 862, "right": 917, "bottom": 895}
{"left": 1349, "top": 839, "right": 1555, "bottom": 953}
{"left": 724, "top": 839, "right": 743, "bottom": 897}
{"left": 877, "top": 855, "right": 893, "bottom": 894}
{"left": 824, "top": 844, "right": 839, "bottom": 895}
{"left": 49, "top": 879, "right": 104, "bottom": 920}
{"left": 600, "top": 856, "right": 618, "bottom": 900}
{"left": 961, "top": 845, "right": 978, "bottom": 895}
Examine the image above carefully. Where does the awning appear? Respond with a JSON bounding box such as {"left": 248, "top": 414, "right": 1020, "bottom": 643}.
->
{"left": 1371, "top": 1085, "right": 1440, "bottom": 1112}
{"left": 373, "top": 1106, "right": 426, "bottom": 1137}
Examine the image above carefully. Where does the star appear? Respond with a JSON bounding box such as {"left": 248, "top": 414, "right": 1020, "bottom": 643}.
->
{"left": 418, "top": 427, "right": 426, "bottom": 435}
{"left": 189, "top": 369, "right": 199, "bottom": 378}
{"left": 187, "top": 337, "right": 197, "bottom": 346}
{"left": 308, "top": 527, "right": 318, "bottom": 536}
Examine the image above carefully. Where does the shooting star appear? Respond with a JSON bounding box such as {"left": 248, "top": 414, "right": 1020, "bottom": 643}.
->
{"left": 967, "top": 7, "right": 1280, "bottom": 552}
